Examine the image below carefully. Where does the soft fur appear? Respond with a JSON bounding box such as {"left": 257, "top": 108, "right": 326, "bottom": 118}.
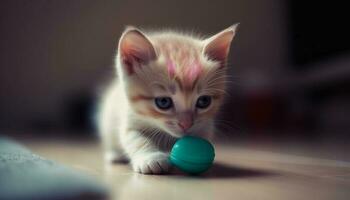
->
{"left": 98, "top": 25, "right": 238, "bottom": 174}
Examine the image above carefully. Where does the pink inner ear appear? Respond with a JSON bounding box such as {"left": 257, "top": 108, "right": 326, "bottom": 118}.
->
{"left": 122, "top": 56, "right": 135, "bottom": 75}
{"left": 119, "top": 29, "right": 156, "bottom": 75}
{"left": 205, "top": 43, "right": 229, "bottom": 62}
{"left": 204, "top": 30, "right": 235, "bottom": 65}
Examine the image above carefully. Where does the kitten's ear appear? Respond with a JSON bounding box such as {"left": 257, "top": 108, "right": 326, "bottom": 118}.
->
{"left": 202, "top": 24, "right": 239, "bottom": 65}
{"left": 118, "top": 26, "right": 157, "bottom": 75}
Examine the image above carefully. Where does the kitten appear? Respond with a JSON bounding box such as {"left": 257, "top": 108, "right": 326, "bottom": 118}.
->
{"left": 98, "top": 25, "right": 238, "bottom": 174}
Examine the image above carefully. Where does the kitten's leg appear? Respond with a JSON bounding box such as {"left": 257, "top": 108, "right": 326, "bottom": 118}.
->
{"left": 103, "top": 142, "right": 128, "bottom": 163}
{"left": 121, "top": 130, "right": 170, "bottom": 174}
{"left": 101, "top": 132, "right": 128, "bottom": 163}
{"left": 99, "top": 118, "right": 128, "bottom": 163}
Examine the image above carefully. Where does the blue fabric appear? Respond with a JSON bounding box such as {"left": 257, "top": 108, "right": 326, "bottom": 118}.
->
{"left": 0, "top": 137, "right": 107, "bottom": 200}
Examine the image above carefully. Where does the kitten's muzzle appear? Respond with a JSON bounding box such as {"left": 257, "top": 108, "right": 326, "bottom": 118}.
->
{"left": 177, "top": 112, "right": 194, "bottom": 131}
{"left": 177, "top": 121, "right": 193, "bottom": 131}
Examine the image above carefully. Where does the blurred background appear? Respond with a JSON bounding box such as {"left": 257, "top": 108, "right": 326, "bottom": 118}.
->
{"left": 0, "top": 0, "right": 349, "bottom": 144}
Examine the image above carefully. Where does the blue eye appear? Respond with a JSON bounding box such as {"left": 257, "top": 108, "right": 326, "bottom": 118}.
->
{"left": 155, "top": 97, "right": 173, "bottom": 110}
{"left": 196, "top": 95, "right": 211, "bottom": 109}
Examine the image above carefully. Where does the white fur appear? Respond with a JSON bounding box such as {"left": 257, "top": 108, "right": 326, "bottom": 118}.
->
{"left": 98, "top": 26, "right": 237, "bottom": 174}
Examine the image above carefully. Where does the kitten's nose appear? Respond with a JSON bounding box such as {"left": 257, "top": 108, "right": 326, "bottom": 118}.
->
{"left": 178, "top": 120, "right": 193, "bottom": 131}
{"left": 178, "top": 111, "right": 193, "bottom": 131}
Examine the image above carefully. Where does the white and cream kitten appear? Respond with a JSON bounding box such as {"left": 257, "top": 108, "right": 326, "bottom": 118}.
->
{"left": 98, "top": 25, "right": 238, "bottom": 174}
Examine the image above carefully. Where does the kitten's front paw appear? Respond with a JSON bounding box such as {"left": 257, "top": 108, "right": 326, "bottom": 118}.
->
{"left": 132, "top": 152, "right": 170, "bottom": 174}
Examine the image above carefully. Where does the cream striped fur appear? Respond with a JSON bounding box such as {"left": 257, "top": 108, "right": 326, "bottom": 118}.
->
{"left": 98, "top": 25, "right": 238, "bottom": 174}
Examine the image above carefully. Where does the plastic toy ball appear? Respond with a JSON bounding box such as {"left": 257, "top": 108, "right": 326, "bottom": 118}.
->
{"left": 169, "top": 136, "right": 215, "bottom": 175}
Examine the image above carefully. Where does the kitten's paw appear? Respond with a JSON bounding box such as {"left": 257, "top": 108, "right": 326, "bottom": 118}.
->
{"left": 104, "top": 151, "right": 128, "bottom": 163}
{"left": 132, "top": 152, "right": 170, "bottom": 174}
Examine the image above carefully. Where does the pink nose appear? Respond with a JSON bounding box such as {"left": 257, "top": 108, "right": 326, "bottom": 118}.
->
{"left": 178, "top": 121, "right": 193, "bottom": 131}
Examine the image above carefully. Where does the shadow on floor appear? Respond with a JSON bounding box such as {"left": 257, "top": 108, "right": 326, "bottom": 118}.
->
{"left": 171, "top": 162, "right": 276, "bottom": 179}
{"left": 107, "top": 159, "right": 276, "bottom": 179}
{"left": 203, "top": 162, "right": 276, "bottom": 179}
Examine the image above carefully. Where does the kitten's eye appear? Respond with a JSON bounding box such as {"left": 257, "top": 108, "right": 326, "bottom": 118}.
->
{"left": 196, "top": 95, "right": 212, "bottom": 109}
{"left": 155, "top": 97, "right": 173, "bottom": 110}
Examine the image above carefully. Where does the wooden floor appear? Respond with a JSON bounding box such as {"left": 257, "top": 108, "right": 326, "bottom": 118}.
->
{"left": 15, "top": 134, "right": 350, "bottom": 200}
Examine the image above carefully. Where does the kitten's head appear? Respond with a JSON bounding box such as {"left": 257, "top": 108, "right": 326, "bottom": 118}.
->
{"left": 116, "top": 25, "right": 238, "bottom": 138}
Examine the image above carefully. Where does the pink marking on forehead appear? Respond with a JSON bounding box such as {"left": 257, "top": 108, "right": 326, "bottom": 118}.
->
{"left": 167, "top": 59, "right": 176, "bottom": 78}
{"left": 184, "top": 60, "right": 203, "bottom": 87}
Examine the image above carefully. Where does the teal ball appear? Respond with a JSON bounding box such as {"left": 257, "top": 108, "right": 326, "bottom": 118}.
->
{"left": 169, "top": 136, "right": 215, "bottom": 174}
